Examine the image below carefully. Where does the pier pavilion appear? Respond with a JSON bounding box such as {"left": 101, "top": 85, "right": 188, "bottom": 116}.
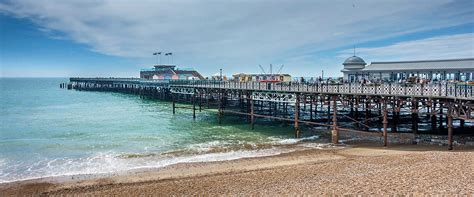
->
{"left": 140, "top": 65, "right": 204, "bottom": 80}
{"left": 341, "top": 57, "right": 474, "bottom": 83}
{"left": 232, "top": 73, "right": 292, "bottom": 82}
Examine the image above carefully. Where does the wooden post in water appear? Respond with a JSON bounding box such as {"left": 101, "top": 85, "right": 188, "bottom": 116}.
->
{"left": 431, "top": 100, "right": 437, "bottom": 131}
{"left": 295, "top": 94, "right": 300, "bottom": 138}
{"left": 355, "top": 97, "right": 359, "bottom": 128}
{"left": 350, "top": 97, "right": 354, "bottom": 117}
{"left": 199, "top": 91, "right": 202, "bottom": 112}
{"left": 365, "top": 99, "right": 370, "bottom": 131}
{"left": 439, "top": 102, "right": 444, "bottom": 129}
{"left": 327, "top": 97, "right": 331, "bottom": 130}
{"left": 172, "top": 93, "right": 176, "bottom": 115}
{"left": 331, "top": 96, "right": 338, "bottom": 144}
{"left": 447, "top": 104, "right": 453, "bottom": 150}
{"left": 314, "top": 96, "right": 318, "bottom": 120}
{"left": 246, "top": 92, "right": 250, "bottom": 122}
{"left": 383, "top": 99, "right": 388, "bottom": 147}
{"left": 218, "top": 90, "right": 223, "bottom": 124}
{"left": 192, "top": 89, "right": 196, "bottom": 120}
{"left": 310, "top": 95, "right": 313, "bottom": 120}
{"left": 412, "top": 99, "right": 418, "bottom": 136}
{"left": 393, "top": 99, "right": 400, "bottom": 132}
{"left": 250, "top": 95, "right": 254, "bottom": 130}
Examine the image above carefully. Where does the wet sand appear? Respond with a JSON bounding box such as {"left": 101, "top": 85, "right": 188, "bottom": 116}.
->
{"left": 1, "top": 144, "right": 473, "bottom": 196}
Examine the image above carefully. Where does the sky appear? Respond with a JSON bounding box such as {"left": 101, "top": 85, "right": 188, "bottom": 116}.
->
{"left": 0, "top": 0, "right": 473, "bottom": 78}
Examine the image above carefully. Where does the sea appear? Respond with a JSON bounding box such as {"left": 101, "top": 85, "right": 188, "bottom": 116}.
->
{"left": 0, "top": 78, "right": 326, "bottom": 183}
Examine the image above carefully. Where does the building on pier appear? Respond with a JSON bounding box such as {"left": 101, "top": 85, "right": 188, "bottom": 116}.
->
{"left": 140, "top": 65, "right": 204, "bottom": 80}
{"left": 232, "top": 73, "right": 292, "bottom": 82}
{"left": 341, "top": 57, "right": 474, "bottom": 83}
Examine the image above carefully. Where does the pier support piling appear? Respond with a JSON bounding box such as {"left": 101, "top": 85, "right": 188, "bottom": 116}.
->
{"left": 250, "top": 95, "right": 254, "bottom": 130}
{"left": 439, "top": 103, "right": 444, "bottom": 129}
{"left": 331, "top": 96, "right": 338, "bottom": 144}
{"left": 383, "top": 99, "right": 388, "bottom": 147}
{"left": 295, "top": 94, "right": 300, "bottom": 138}
{"left": 192, "top": 90, "right": 196, "bottom": 120}
{"left": 218, "top": 90, "right": 223, "bottom": 124}
{"left": 448, "top": 104, "right": 453, "bottom": 150}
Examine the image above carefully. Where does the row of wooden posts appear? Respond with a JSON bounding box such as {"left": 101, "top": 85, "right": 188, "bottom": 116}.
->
{"left": 63, "top": 81, "right": 462, "bottom": 150}
{"left": 170, "top": 90, "right": 457, "bottom": 150}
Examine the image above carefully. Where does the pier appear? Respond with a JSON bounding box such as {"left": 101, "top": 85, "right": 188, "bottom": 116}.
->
{"left": 65, "top": 78, "right": 474, "bottom": 150}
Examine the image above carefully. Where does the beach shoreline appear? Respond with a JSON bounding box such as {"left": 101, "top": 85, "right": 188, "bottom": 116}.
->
{"left": 1, "top": 143, "right": 473, "bottom": 195}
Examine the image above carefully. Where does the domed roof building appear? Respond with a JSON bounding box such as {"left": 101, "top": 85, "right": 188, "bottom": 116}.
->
{"left": 343, "top": 56, "right": 366, "bottom": 66}
{"left": 341, "top": 55, "right": 367, "bottom": 82}
{"left": 343, "top": 56, "right": 366, "bottom": 69}
{"left": 341, "top": 55, "right": 474, "bottom": 83}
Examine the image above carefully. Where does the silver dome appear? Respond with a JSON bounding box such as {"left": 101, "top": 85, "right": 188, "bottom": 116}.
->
{"left": 343, "top": 56, "right": 366, "bottom": 65}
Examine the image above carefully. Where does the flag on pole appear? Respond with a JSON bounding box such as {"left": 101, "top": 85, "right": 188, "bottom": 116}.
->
{"left": 153, "top": 52, "right": 162, "bottom": 55}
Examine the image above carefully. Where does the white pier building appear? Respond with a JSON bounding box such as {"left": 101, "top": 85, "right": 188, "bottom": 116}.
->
{"left": 341, "top": 57, "right": 474, "bottom": 82}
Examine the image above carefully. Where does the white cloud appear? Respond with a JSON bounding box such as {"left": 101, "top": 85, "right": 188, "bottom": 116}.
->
{"left": 1, "top": 0, "right": 473, "bottom": 77}
{"left": 338, "top": 33, "right": 474, "bottom": 63}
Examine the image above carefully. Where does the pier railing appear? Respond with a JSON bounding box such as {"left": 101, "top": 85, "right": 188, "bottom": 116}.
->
{"left": 69, "top": 78, "right": 474, "bottom": 100}
{"left": 171, "top": 80, "right": 473, "bottom": 99}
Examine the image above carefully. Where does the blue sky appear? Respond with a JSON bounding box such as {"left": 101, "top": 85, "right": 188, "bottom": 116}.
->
{"left": 0, "top": 0, "right": 473, "bottom": 78}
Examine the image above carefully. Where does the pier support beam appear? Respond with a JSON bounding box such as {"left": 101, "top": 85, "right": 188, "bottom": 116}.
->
{"left": 393, "top": 99, "right": 400, "bottom": 133}
{"left": 295, "top": 94, "right": 300, "bottom": 138}
{"left": 199, "top": 91, "right": 202, "bottom": 112}
{"left": 383, "top": 99, "right": 388, "bottom": 147}
{"left": 331, "top": 96, "right": 338, "bottom": 144}
{"left": 412, "top": 99, "right": 418, "bottom": 136}
{"left": 365, "top": 100, "right": 370, "bottom": 131}
{"left": 447, "top": 104, "right": 453, "bottom": 150}
{"left": 355, "top": 97, "right": 359, "bottom": 128}
{"left": 327, "top": 98, "right": 331, "bottom": 130}
{"left": 172, "top": 93, "right": 176, "bottom": 115}
{"left": 439, "top": 103, "right": 444, "bottom": 129}
{"left": 192, "top": 89, "right": 196, "bottom": 120}
{"left": 310, "top": 95, "right": 313, "bottom": 120}
{"left": 250, "top": 94, "right": 254, "bottom": 130}
{"left": 218, "top": 91, "right": 223, "bottom": 124}
{"left": 431, "top": 100, "right": 437, "bottom": 131}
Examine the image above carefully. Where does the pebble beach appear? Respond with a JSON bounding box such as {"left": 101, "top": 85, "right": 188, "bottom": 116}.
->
{"left": 1, "top": 144, "right": 473, "bottom": 196}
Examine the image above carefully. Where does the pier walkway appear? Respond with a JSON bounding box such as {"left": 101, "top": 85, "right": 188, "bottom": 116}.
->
{"left": 70, "top": 77, "right": 473, "bottom": 100}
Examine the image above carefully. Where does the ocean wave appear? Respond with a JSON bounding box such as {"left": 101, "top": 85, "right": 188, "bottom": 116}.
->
{"left": 0, "top": 158, "right": 5, "bottom": 172}
{"left": 0, "top": 135, "right": 331, "bottom": 184}
{"left": 296, "top": 143, "right": 345, "bottom": 149}
{"left": 0, "top": 148, "right": 293, "bottom": 184}
{"left": 268, "top": 135, "right": 320, "bottom": 145}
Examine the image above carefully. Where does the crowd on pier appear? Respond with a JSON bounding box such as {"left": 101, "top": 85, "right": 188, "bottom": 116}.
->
{"left": 294, "top": 76, "right": 474, "bottom": 85}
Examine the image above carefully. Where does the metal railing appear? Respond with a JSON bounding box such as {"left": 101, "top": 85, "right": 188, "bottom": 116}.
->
{"left": 69, "top": 78, "right": 474, "bottom": 99}
{"left": 170, "top": 80, "right": 473, "bottom": 99}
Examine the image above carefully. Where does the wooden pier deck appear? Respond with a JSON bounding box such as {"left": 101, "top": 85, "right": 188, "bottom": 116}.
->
{"left": 66, "top": 78, "right": 474, "bottom": 149}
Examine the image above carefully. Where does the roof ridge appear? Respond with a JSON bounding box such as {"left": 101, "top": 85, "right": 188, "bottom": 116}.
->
{"left": 371, "top": 58, "right": 474, "bottom": 64}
